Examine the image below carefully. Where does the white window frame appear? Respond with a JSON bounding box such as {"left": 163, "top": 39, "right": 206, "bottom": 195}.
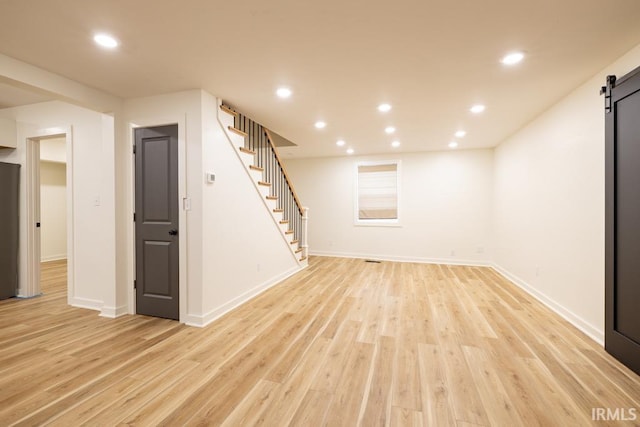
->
{"left": 354, "top": 160, "right": 401, "bottom": 227}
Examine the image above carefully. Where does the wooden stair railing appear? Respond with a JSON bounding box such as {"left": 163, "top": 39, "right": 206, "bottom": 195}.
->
{"left": 223, "top": 105, "right": 307, "bottom": 256}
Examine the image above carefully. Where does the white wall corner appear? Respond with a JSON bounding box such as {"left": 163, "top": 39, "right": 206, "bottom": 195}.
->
{"left": 491, "top": 263, "right": 604, "bottom": 346}
{"left": 185, "top": 265, "right": 305, "bottom": 328}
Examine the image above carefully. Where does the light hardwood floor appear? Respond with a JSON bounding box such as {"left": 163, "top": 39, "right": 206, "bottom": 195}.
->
{"left": 1, "top": 258, "right": 639, "bottom": 426}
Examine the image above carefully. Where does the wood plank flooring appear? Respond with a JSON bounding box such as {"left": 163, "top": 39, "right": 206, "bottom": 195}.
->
{"left": 0, "top": 257, "right": 639, "bottom": 426}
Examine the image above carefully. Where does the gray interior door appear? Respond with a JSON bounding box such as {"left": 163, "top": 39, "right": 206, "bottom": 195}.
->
{"left": 605, "top": 67, "right": 640, "bottom": 375}
{"left": 135, "top": 125, "right": 179, "bottom": 320}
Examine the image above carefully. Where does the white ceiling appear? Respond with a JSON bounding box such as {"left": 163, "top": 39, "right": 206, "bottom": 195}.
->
{"left": 1, "top": 0, "right": 640, "bottom": 158}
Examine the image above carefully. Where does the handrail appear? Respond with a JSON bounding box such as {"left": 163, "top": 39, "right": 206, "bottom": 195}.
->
{"left": 224, "top": 105, "right": 305, "bottom": 247}
{"left": 264, "top": 128, "right": 303, "bottom": 216}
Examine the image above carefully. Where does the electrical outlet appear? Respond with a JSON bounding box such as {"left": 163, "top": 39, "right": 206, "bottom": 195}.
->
{"left": 450, "top": 249, "right": 456, "bottom": 256}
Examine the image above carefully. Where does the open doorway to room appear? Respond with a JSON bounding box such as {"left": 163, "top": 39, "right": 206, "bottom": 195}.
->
{"left": 23, "top": 131, "right": 73, "bottom": 301}
{"left": 39, "top": 137, "right": 68, "bottom": 300}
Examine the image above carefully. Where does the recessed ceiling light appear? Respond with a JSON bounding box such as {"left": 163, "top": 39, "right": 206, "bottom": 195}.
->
{"left": 93, "top": 33, "right": 119, "bottom": 49}
{"left": 336, "top": 140, "right": 345, "bottom": 147}
{"left": 314, "top": 121, "right": 326, "bottom": 129}
{"left": 276, "top": 87, "right": 292, "bottom": 98}
{"left": 470, "top": 104, "right": 486, "bottom": 114}
{"left": 501, "top": 52, "right": 525, "bottom": 66}
{"left": 385, "top": 126, "right": 396, "bottom": 134}
{"left": 346, "top": 148, "right": 354, "bottom": 155}
{"left": 378, "top": 103, "right": 392, "bottom": 113}
{"left": 391, "top": 141, "right": 401, "bottom": 148}
{"left": 455, "top": 130, "right": 466, "bottom": 138}
{"left": 448, "top": 141, "right": 459, "bottom": 149}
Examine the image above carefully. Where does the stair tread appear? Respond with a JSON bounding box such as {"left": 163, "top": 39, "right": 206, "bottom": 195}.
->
{"left": 239, "top": 146, "right": 256, "bottom": 155}
{"left": 279, "top": 220, "right": 289, "bottom": 224}
{"left": 229, "top": 126, "right": 248, "bottom": 137}
{"left": 220, "top": 104, "right": 238, "bottom": 116}
{"left": 290, "top": 240, "right": 299, "bottom": 245}
{"left": 300, "top": 256, "right": 307, "bottom": 261}
{"left": 266, "top": 195, "right": 278, "bottom": 200}
{"left": 295, "top": 248, "right": 303, "bottom": 253}
{"left": 285, "top": 230, "right": 294, "bottom": 235}
{"left": 258, "top": 181, "right": 272, "bottom": 187}
{"left": 273, "top": 208, "right": 284, "bottom": 213}
{"left": 249, "top": 165, "right": 264, "bottom": 172}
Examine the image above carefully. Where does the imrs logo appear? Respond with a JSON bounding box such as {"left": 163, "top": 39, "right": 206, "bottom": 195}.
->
{"left": 592, "top": 408, "right": 637, "bottom": 421}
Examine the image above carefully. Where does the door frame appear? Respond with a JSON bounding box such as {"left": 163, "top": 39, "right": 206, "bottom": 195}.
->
{"left": 25, "top": 127, "right": 74, "bottom": 298}
{"left": 127, "top": 116, "right": 187, "bottom": 322}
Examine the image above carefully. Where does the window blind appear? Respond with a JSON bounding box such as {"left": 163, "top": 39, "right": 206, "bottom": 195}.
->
{"left": 357, "top": 163, "right": 398, "bottom": 220}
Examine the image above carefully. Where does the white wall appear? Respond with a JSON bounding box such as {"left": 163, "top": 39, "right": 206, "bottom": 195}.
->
{"left": 492, "top": 43, "right": 640, "bottom": 344}
{"left": 199, "top": 94, "right": 301, "bottom": 325}
{"left": 0, "top": 101, "right": 116, "bottom": 310}
{"left": 40, "top": 161, "right": 67, "bottom": 261}
{"left": 284, "top": 149, "right": 494, "bottom": 264}
{"left": 121, "top": 90, "right": 302, "bottom": 326}
{"left": 121, "top": 90, "right": 203, "bottom": 321}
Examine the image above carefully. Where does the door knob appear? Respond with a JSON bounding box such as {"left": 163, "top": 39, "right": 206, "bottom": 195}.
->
{"left": 169, "top": 229, "right": 178, "bottom": 236}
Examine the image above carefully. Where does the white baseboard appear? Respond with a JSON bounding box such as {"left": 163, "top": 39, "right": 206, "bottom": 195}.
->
{"left": 491, "top": 263, "right": 604, "bottom": 346}
{"left": 41, "top": 254, "right": 67, "bottom": 262}
{"left": 100, "top": 304, "right": 129, "bottom": 318}
{"left": 69, "top": 296, "right": 103, "bottom": 312}
{"left": 16, "top": 293, "right": 43, "bottom": 299}
{"left": 309, "top": 250, "right": 491, "bottom": 267}
{"left": 185, "top": 265, "right": 306, "bottom": 327}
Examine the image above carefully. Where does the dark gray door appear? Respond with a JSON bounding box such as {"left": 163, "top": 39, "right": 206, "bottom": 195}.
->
{"left": 605, "top": 68, "right": 640, "bottom": 375}
{"left": 135, "top": 125, "right": 179, "bottom": 320}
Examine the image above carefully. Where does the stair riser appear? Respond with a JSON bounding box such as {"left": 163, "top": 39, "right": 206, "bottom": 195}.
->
{"left": 250, "top": 169, "right": 263, "bottom": 181}
{"left": 219, "top": 109, "right": 235, "bottom": 129}
{"left": 228, "top": 133, "right": 245, "bottom": 149}
{"left": 238, "top": 150, "right": 255, "bottom": 168}
{"left": 258, "top": 185, "right": 271, "bottom": 198}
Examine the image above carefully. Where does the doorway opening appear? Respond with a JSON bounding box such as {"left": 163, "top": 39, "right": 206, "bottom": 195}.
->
{"left": 39, "top": 137, "right": 68, "bottom": 300}
{"left": 25, "top": 131, "right": 73, "bottom": 301}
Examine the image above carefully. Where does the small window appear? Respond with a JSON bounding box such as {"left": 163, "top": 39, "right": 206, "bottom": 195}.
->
{"left": 355, "top": 161, "right": 400, "bottom": 225}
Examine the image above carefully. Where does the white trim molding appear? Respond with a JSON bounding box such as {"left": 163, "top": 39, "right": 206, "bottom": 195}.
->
{"left": 309, "top": 250, "right": 491, "bottom": 267}
{"left": 41, "top": 254, "right": 67, "bottom": 262}
{"left": 491, "top": 263, "right": 604, "bottom": 345}
{"left": 100, "top": 304, "right": 129, "bottom": 318}
{"left": 185, "top": 265, "right": 305, "bottom": 328}
{"left": 69, "top": 297, "right": 103, "bottom": 312}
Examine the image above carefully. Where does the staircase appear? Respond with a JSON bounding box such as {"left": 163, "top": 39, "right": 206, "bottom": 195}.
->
{"left": 217, "top": 102, "right": 308, "bottom": 266}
